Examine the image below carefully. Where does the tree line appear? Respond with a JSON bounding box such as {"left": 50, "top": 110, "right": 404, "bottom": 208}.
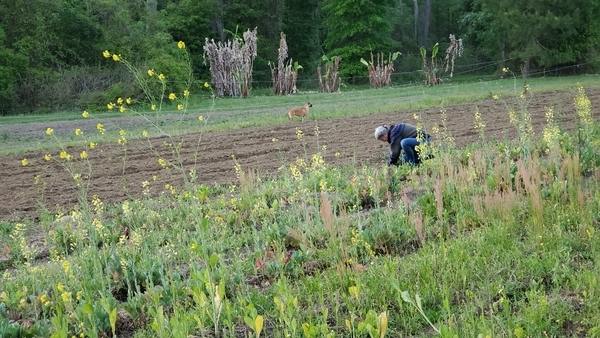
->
{"left": 0, "top": 0, "right": 598, "bottom": 115}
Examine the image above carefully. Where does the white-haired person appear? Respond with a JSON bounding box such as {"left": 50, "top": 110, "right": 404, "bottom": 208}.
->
{"left": 374, "top": 123, "right": 430, "bottom": 165}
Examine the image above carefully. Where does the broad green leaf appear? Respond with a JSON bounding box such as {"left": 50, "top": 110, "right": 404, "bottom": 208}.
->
{"left": 400, "top": 291, "right": 413, "bottom": 305}
{"left": 255, "top": 315, "right": 264, "bottom": 336}
{"left": 209, "top": 253, "right": 219, "bottom": 268}
{"left": 415, "top": 293, "right": 423, "bottom": 310}
{"left": 244, "top": 316, "right": 254, "bottom": 329}
{"left": 514, "top": 327, "right": 524, "bottom": 338}
{"left": 50, "top": 330, "right": 68, "bottom": 338}
{"left": 83, "top": 303, "right": 94, "bottom": 316}
{"left": 379, "top": 311, "right": 388, "bottom": 338}
{"left": 303, "top": 323, "right": 312, "bottom": 337}
{"left": 109, "top": 307, "right": 117, "bottom": 333}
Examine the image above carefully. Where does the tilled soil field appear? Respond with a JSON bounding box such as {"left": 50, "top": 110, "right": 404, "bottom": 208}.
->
{"left": 1, "top": 88, "right": 598, "bottom": 222}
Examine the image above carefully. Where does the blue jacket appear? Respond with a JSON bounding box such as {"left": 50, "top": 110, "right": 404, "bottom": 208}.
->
{"left": 387, "top": 123, "right": 424, "bottom": 165}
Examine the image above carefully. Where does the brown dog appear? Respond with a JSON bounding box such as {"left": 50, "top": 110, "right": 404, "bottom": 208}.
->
{"left": 288, "top": 102, "right": 312, "bottom": 122}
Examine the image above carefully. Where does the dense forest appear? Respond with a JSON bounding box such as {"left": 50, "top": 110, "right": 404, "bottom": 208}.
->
{"left": 0, "top": 0, "right": 598, "bottom": 115}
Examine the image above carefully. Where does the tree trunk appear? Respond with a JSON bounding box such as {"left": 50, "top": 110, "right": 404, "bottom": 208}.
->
{"left": 423, "top": 0, "right": 431, "bottom": 47}
{"left": 211, "top": 0, "right": 226, "bottom": 41}
{"left": 413, "top": 0, "right": 419, "bottom": 41}
{"left": 146, "top": 0, "right": 157, "bottom": 31}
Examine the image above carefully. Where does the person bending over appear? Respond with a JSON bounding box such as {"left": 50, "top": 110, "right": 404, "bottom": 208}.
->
{"left": 374, "top": 123, "right": 430, "bottom": 165}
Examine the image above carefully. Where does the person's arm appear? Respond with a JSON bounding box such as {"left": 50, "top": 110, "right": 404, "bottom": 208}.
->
{"left": 388, "top": 137, "right": 402, "bottom": 165}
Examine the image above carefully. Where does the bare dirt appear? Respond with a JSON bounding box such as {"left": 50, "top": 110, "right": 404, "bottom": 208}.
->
{"left": 1, "top": 88, "right": 599, "bottom": 222}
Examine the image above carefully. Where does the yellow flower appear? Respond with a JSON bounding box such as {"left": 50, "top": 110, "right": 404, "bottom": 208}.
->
{"left": 204, "top": 82, "right": 210, "bottom": 88}
{"left": 142, "top": 130, "right": 148, "bottom": 138}
{"left": 168, "top": 93, "right": 177, "bottom": 100}
{"left": 21, "top": 158, "right": 29, "bottom": 166}
{"left": 119, "top": 129, "right": 126, "bottom": 136}
{"left": 46, "top": 127, "right": 54, "bottom": 136}
{"left": 126, "top": 97, "right": 132, "bottom": 104}
{"left": 117, "top": 97, "right": 123, "bottom": 105}
{"left": 177, "top": 104, "right": 183, "bottom": 110}
{"left": 61, "top": 292, "right": 71, "bottom": 303}
{"left": 158, "top": 74, "right": 165, "bottom": 80}
{"left": 112, "top": 54, "right": 120, "bottom": 62}
{"left": 158, "top": 158, "right": 167, "bottom": 168}
{"left": 82, "top": 110, "right": 89, "bottom": 118}
{"left": 147, "top": 69, "right": 155, "bottom": 77}
{"left": 75, "top": 128, "right": 82, "bottom": 136}
{"left": 62, "top": 260, "right": 70, "bottom": 273}
{"left": 80, "top": 151, "right": 88, "bottom": 159}
{"left": 60, "top": 151, "right": 67, "bottom": 159}
{"left": 103, "top": 50, "right": 111, "bottom": 58}
{"left": 119, "top": 106, "right": 126, "bottom": 113}
{"left": 183, "top": 90, "right": 190, "bottom": 97}
{"left": 198, "top": 115, "right": 204, "bottom": 121}
{"left": 89, "top": 142, "right": 97, "bottom": 149}
{"left": 151, "top": 104, "right": 156, "bottom": 111}
{"left": 96, "top": 123, "right": 105, "bottom": 135}
{"left": 44, "top": 154, "right": 52, "bottom": 161}
{"left": 178, "top": 41, "right": 186, "bottom": 49}
{"left": 57, "top": 283, "right": 64, "bottom": 292}
{"left": 492, "top": 95, "right": 499, "bottom": 100}
{"left": 107, "top": 102, "right": 114, "bottom": 110}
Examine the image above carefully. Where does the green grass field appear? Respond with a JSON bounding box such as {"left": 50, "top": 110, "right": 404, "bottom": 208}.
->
{"left": 1, "top": 76, "right": 599, "bottom": 337}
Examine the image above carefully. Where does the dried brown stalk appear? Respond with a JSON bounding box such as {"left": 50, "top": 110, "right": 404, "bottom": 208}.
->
{"left": 203, "top": 27, "right": 258, "bottom": 98}
{"left": 270, "top": 32, "right": 299, "bottom": 95}
{"left": 317, "top": 56, "right": 341, "bottom": 93}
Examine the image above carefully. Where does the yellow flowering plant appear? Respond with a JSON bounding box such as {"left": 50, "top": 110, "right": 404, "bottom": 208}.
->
{"left": 101, "top": 41, "right": 213, "bottom": 192}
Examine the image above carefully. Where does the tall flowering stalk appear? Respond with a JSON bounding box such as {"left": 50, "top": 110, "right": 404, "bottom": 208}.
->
{"left": 103, "top": 42, "right": 208, "bottom": 189}
{"left": 474, "top": 106, "right": 486, "bottom": 141}
{"left": 573, "top": 85, "right": 597, "bottom": 170}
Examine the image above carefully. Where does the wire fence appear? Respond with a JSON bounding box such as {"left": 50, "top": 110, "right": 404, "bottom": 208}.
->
{"left": 174, "top": 57, "right": 596, "bottom": 89}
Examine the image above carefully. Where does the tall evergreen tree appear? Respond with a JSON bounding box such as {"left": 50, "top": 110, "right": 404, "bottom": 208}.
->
{"left": 321, "top": 0, "right": 396, "bottom": 81}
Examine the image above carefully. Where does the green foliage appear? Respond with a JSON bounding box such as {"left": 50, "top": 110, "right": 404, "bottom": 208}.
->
{"left": 0, "top": 26, "right": 27, "bottom": 115}
{"left": 160, "top": 0, "right": 215, "bottom": 78}
{"left": 461, "top": 0, "right": 600, "bottom": 71}
{"left": 322, "top": 0, "right": 396, "bottom": 80}
{"left": 282, "top": 0, "right": 321, "bottom": 81}
{"left": 0, "top": 0, "right": 599, "bottom": 114}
